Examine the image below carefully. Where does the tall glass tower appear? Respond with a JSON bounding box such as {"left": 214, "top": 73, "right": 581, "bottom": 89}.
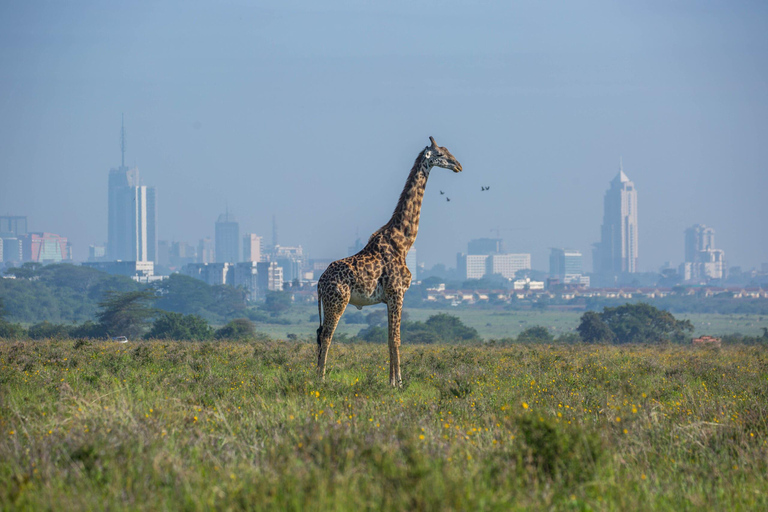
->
{"left": 594, "top": 166, "right": 638, "bottom": 275}
{"left": 107, "top": 116, "right": 157, "bottom": 262}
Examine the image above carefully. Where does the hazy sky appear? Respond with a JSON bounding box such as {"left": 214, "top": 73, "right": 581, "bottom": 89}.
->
{"left": 1, "top": 1, "right": 766, "bottom": 271}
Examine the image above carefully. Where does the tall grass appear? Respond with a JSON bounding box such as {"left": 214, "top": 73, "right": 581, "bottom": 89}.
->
{"left": 2, "top": 339, "right": 767, "bottom": 510}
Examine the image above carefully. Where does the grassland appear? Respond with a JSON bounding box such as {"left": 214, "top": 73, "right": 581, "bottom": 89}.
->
{"left": 252, "top": 304, "right": 768, "bottom": 341}
{"left": 2, "top": 339, "right": 767, "bottom": 510}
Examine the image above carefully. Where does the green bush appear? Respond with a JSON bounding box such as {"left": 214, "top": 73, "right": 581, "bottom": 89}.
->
{"left": 517, "top": 326, "right": 554, "bottom": 343}
{"left": 146, "top": 312, "right": 214, "bottom": 341}
{"left": 215, "top": 318, "right": 256, "bottom": 340}
{"left": 516, "top": 415, "right": 603, "bottom": 485}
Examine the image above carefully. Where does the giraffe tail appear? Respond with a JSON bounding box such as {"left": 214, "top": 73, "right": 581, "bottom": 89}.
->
{"left": 316, "top": 294, "right": 323, "bottom": 348}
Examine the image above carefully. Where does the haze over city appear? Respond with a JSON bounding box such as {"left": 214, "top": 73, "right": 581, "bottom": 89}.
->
{"left": 1, "top": 1, "right": 766, "bottom": 271}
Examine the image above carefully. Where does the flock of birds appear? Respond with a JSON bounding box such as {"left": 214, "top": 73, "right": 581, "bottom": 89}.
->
{"left": 440, "top": 186, "right": 490, "bottom": 202}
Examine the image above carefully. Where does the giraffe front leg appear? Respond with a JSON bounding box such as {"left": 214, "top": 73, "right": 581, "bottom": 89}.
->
{"left": 386, "top": 294, "right": 404, "bottom": 388}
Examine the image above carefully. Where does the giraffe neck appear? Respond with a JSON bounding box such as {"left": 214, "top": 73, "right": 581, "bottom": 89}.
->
{"left": 382, "top": 153, "right": 431, "bottom": 256}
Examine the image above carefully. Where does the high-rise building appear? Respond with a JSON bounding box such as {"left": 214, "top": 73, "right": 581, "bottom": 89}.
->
{"left": 2, "top": 238, "right": 22, "bottom": 263}
{"left": 22, "top": 233, "right": 68, "bottom": 263}
{"left": 549, "top": 248, "right": 589, "bottom": 286}
{"left": 243, "top": 234, "right": 262, "bottom": 262}
{"left": 0, "top": 216, "right": 27, "bottom": 238}
{"left": 107, "top": 117, "right": 157, "bottom": 262}
{"left": 457, "top": 253, "right": 489, "bottom": 280}
{"left": 681, "top": 224, "right": 725, "bottom": 280}
{"left": 215, "top": 212, "right": 239, "bottom": 263}
{"left": 550, "top": 249, "right": 582, "bottom": 278}
{"left": 486, "top": 253, "right": 531, "bottom": 279}
{"left": 197, "top": 237, "right": 214, "bottom": 264}
{"left": 593, "top": 165, "right": 638, "bottom": 274}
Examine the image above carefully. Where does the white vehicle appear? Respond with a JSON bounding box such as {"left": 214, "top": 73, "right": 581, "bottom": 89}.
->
{"left": 112, "top": 336, "right": 128, "bottom": 343}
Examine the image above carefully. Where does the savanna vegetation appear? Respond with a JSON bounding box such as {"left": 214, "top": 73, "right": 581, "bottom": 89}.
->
{"left": 2, "top": 339, "right": 767, "bottom": 510}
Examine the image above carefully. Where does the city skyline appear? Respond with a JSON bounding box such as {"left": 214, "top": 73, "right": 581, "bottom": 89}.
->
{"left": 1, "top": 2, "right": 766, "bottom": 270}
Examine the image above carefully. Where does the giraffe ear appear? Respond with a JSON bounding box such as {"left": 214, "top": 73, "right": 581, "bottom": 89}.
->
{"left": 424, "top": 150, "right": 432, "bottom": 159}
{"left": 429, "top": 136, "right": 437, "bottom": 148}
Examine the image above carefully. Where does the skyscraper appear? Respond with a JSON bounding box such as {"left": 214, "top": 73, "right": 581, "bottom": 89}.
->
{"left": 243, "top": 234, "right": 262, "bottom": 262}
{"left": 215, "top": 212, "right": 239, "bottom": 263}
{"left": 593, "top": 165, "right": 639, "bottom": 274}
{"left": 107, "top": 116, "right": 157, "bottom": 262}
{"left": 681, "top": 224, "right": 725, "bottom": 280}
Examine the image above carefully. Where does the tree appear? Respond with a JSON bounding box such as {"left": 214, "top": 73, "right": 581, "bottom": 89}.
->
{"left": 600, "top": 303, "right": 693, "bottom": 344}
{"left": 263, "top": 291, "right": 292, "bottom": 316}
{"left": 424, "top": 313, "right": 480, "bottom": 342}
{"left": 577, "top": 311, "right": 615, "bottom": 344}
{"left": 215, "top": 318, "right": 256, "bottom": 340}
{"left": 577, "top": 303, "right": 693, "bottom": 344}
{"left": 517, "top": 326, "right": 554, "bottom": 343}
{"left": 146, "top": 312, "right": 213, "bottom": 341}
{"left": 0, "top": 298, "right": 26, "bottom": 339}
{"left": 96, "top": 290, "right": 156, "bottom": 339}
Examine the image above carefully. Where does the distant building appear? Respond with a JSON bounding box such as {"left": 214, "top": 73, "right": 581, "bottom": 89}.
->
{"left": 88, "top": 244, "right": 107, "bottom": 262}
{"left": 593, "top": 165, "right": 638, "bottom": 274}
{"left": 549, "top": 248, "right": 588, "bottom": 285}
{"left": 0, "top": 216, "right": 28, "bottom": 264}
{"left": 457, "top": 253, "right": 489, "bottom": 280}
{"left": 22, "top": 233, "right": 68, "bottom": 263}
{"left": 1, "top": 238, "right": 22, "bottom": 263}
{"left": 681, "top": 224, "right": 726, "bottom": 281}
{"left": 257, "top": 261, "right": 284, "bottom": 292}
{"left": 468, "top": 238, "right": 503, "bottom": 255}
{"left": 272, "top": 245, "right": 304, "bottom": 284}
{"left": 233, "top": 262, "right": 259, "bottom": 300}
{"left": 0, "top": 216, "right": 27, "bottom": 238}
{"left": 243, "top": 234, "right": 262, "bottom": 262}
{"left": 107, "top": 118, "right": 157, "bottom": 263}
{"left": 182, "top": 262, "right": 234, "bottom": 286}
{"left": 197, "top": 237, "right": 214, "bottom": 264}
{"left": 487, "top": 253, "right": 531, "bottom": 279}
{"left": 82, "top": 260, "right": 157, "bottom": 282}
{"left": 169, "top": 241, "right": 197, "bottom": 268}
{"left": 458, "top": 252, "right": 531, "bottom": 280}
{"left": 215, "top": 213, "right": 239, "bottom": 263}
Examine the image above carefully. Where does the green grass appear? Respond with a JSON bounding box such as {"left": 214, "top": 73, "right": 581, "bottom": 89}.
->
{"left": 253, "top": 305, "right": 768, "bottom": 340}
{"left": 2, "top": 339, "right": 768, "bottom": 510}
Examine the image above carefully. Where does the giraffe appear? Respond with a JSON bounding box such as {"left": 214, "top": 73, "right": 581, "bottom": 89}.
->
{"left": 316, "top": 136, "right": 463, "bottom": 386}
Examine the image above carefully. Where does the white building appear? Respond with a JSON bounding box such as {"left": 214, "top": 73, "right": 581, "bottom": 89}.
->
{"left": 487, "top": 253, "right": 531, "bottom": 279}
{"left": 243, "top": 234, "right": 262, "bottom": 263}
{"left": 682, "top": 224, "right": 725, "bottom": 280}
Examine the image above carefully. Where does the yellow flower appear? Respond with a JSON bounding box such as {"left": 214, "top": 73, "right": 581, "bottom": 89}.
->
{"left": 522, "top": 402, "right": 529, "bottom": 410}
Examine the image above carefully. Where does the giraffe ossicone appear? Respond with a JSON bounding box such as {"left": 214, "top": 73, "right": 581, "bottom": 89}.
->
{"left": 316, "top": 136, "right": 462, "bottom": 387}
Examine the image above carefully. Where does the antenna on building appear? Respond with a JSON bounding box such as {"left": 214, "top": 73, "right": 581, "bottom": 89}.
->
{"left": 121, "top": 113, "right": 126, "bottom": 168}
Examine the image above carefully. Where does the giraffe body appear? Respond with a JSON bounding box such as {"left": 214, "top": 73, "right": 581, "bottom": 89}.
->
{"left": 316, "top": 137, "right": 462, "bottom": 386}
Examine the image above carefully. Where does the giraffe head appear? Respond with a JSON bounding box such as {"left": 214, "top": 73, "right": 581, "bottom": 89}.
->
{"left": 423, "top": 136, "right": 462, "bottom": 173}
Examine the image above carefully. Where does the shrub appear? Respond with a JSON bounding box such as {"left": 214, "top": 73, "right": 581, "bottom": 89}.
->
{"left": 215, "top": 318, "right": 256, "bottom": 340}
{"left": 517, "top": 326, "right": 554, "bottom": 343}
{"left": 516, "top": 415, "right": 603, "bottom": 485}
{"left": 146, "top": 312, "right": 214, "bottom": 341}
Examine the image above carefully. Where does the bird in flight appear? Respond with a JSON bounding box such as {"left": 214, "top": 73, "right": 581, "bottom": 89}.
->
{"left": 481, "top": 186, "right": 490, "bottom": 191}
{"left": 440, "top": 190, "right": 445, "bottom": 195}
{"left": 446, "top": 197, "right": 451, "bottom": 202}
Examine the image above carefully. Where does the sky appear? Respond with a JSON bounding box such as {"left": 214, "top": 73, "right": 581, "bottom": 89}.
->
{"left": 1, "top": 0, "right": 766, "bottom": 272}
